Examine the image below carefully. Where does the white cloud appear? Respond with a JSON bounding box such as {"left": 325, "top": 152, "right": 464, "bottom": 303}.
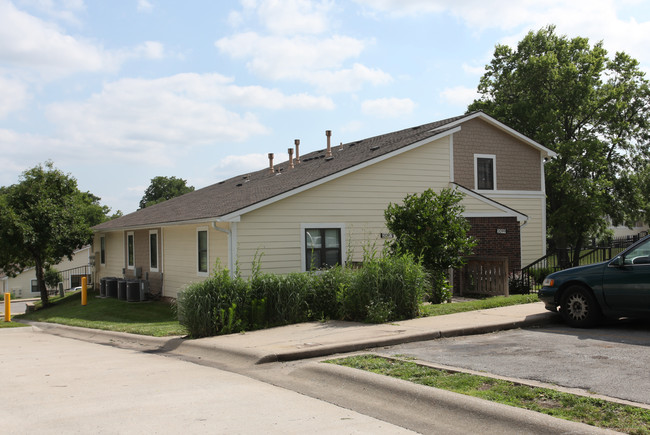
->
{"left": 353, "top": 0, "right": 650, "bottom": 67}
{"left": 440, "top": 86, "right": 479, "bottom": 107}
{"left": 20, "top": 73, "right": 331, "bottom": 168}
{"left": 0, "top": 0, "right": 115, "bottom": 76}
{"left": 17, "top": 0, "right": 86, "bottom": 24}
{"left": 246, "top": 0, "right": 334, "bottom": 35}
{"left": 210, "top": 152, "right": 289, "bottom": 180}
{"left": 0, "top": 75, "right": 29, "bottom": 118}
{"left": 216, "top": 32, "right": 391, "bottom": 92}
{"left": 462, "top": 62, "right": 486, "bottom": 76}
{"left": 137, "top": 0, "right": 153, "bottom": 12}
{"left": 128, "top": 41, "right": 165, "bottom": 60}
{"left": 361, "top": 97, "right": 416, "bottom": 118}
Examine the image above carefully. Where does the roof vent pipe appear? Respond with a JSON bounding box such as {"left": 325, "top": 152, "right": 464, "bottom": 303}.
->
{"left": 294, "top": 139, "right": 300, "bottom": 163}
{"left": 268, "top": 153, "right": 274, "bottom": 174}
{"left": 288, "top": 148, "right": 294, "bottom": 169}
{"left": 325, "top": 130, "right": 332, "bottom": 158}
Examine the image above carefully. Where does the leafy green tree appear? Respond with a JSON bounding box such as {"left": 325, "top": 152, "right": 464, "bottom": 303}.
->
{"left": 468, "top": 26, "right": 650, "bottom": 267}
{"left": 384, "top": 188, "right": 476, "bottom": 303}
{"left": 0, "top": 162, "right": 106, "bottom": 307}
{"left": 43, "top": 266, "right": 62, "bottom": 290}
{"left": 139, "top": 176, "right": 194, "bottom": 209}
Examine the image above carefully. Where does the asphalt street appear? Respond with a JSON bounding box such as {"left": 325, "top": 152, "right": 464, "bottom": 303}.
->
{"left": 373, "top": 318, "right": 650, "bottom": 405}
{"left": 1, "top": 327, "right": 414, "bottom": 435}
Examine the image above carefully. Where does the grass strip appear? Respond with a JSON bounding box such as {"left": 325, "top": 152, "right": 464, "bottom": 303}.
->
{"left": 327, "top": 354, "right": 650, "bottom": 434}
{"left": 18, "top": 291, "right": 187, "bottom": 337}
{"left": 420, "top": 294, "right": 539, "bottom": 317}
{"left": 0, "top": 320, "right": 29, "bottom": 328}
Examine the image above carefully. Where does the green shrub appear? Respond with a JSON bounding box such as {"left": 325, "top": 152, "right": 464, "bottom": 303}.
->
{"left": 175, "top": 268, "right": 249, "bottom": 338}
{"left": 250, "top": 272, "right": 312, "bottom": 326}
{"left": 307, "top": 266, "right": 350, "bottom": 320}
{"left": 176, "top": 251, "right": 430, "bottom": 337}
{"left": 427, "top": 271, "right": 453, "bottom": 304}
{"left": 339, "top": 253, "right": 429, "bottom": 322}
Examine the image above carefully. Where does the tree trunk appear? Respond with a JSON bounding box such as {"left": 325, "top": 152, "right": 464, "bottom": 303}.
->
{"left": 571, "top": 236, "right": 585, "bottom": 268}
{"left": 35, "top": 257, "right": 50, "bottom": 308}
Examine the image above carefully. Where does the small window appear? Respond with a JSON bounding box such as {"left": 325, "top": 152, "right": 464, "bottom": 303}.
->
{"left": 149, "top": 231, "right": 158, "bottom": 272}
{"left": 475, "top": 155, "right": 496, "bottom": 190}
{"left": 197, "top": 229, "right": 208, "bottom": 274}
{"left": 31, "top": 279, "right": 38, "bottom": 294}
{"left": 100, "top": 236, "right": 106, "bottom": 265}
{"left": 305, "top": 228, "right": 341, "bottom": 270}
{"left": 127, "top": 232, "right": 135, "bottom": 269}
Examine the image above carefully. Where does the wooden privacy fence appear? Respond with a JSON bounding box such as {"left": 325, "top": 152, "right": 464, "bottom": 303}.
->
{"left": 458, "top": 256, "right": 509, "bottom": 297}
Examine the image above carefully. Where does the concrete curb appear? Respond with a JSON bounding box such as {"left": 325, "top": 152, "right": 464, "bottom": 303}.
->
{"left": 294, "top": 362, "right": 619, "bottom": 434}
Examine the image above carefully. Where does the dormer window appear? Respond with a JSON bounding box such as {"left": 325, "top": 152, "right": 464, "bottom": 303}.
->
{"left": 475, "top": 154, "right": 496, "bottom": 190}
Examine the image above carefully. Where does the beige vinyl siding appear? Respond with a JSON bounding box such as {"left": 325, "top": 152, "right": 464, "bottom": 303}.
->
{"left": 6, "top": 269, "right": 37, "bottom": 297}
{"left": 94, "top": 232, "right": 125, "bottom": 279}
{"left": 490, "top": 195, "right": 546, "bottom": 267}
{"left": 461, "top": 194, "right": 513, "bottom": 214}
{"left": 162, "top": 223, "right": 229, "bottom": 298}
{"left": 6, "top": 246, "right": 92, "bottom": 297}
{"left": 236, "top": 136, "right": 451, "bottom": 276}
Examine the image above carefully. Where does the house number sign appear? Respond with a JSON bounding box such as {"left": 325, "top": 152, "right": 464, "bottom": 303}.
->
{"left": 496, "top": 228, "right": 507, "bottom": 234}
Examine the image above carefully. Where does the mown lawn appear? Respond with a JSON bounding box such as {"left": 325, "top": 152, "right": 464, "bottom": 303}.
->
{"left": 18, "top": 291, "right": 187, "bottom": 337}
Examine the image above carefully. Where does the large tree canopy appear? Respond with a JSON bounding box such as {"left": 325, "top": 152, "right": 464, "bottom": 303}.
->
{"left": 0, "top": 162, "right": 112, "bottom": 306}
{"left": 468, "top": 26, "right": 650, "bottom": 267}
{"left": 139, "top": 176, "right": 195, "bottom": 209}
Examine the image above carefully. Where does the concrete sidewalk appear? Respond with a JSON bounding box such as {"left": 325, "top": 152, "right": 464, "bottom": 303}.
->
{"left": 27, "top": 302, "right": 556, "bottom": 367}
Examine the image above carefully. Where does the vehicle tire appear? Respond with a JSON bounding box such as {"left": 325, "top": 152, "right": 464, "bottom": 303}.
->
{"left": 560, "top": 285, "right": 602, "bottom": 328}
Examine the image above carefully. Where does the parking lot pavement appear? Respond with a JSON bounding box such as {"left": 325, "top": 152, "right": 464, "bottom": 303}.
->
{"left": 372, "top": 319, "right": 650, "bottom": 406}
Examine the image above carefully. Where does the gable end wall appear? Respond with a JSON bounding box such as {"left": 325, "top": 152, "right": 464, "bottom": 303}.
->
{"left": 454, "top": 118, "right": 541, "bottom": 191}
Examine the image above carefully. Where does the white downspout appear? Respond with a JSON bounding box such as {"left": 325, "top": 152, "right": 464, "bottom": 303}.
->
{"left": 212, "top": 221, "right": 234, "bottom": 276}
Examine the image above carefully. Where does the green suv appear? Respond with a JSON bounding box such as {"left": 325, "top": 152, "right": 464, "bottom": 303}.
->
{"left": 539, "top": 235, "right": 650, "bottom": 327}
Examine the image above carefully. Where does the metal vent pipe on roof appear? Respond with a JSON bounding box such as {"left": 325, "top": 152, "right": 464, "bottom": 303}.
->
{"left": 325, "top": 130, "right": 332, "bottom": 158}
{"left": 288, "top": 148, "right": 294, "bottom": 169}
{"left": 294, "top": 139, "right": 300, "bottom": 163}
{"left": 268, "top": 153, "right": 274, "bottom": 174}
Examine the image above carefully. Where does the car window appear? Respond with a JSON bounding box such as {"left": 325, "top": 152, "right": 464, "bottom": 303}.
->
{"left": 623, "top": 238, "right": 650, "bottom": 265}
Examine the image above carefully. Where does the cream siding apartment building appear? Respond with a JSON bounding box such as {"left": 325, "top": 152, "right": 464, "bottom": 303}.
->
{"left": 92, "top": 112, "right": 556, "bottom": 299}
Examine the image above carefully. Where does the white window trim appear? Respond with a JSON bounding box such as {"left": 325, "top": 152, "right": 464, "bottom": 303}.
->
{"left": 30, "top": 279, "right": 38, "bottom": 294}
{"left": 197, "top": 226, "right": 209, "bottom": 277}
{"left": 300, "top": 223, "right": 346, "bottom": 272}
{"left": 126, "top": 231, "right": 135, "bottom": 270}
{"left": 474, "top": 154, "right": 497, "bottom": 191}
{"left": 149, "top": 230, "right": 159, "bottom": 273}
{"left": 100, "top": 235, "right": 106, "bottom": 266}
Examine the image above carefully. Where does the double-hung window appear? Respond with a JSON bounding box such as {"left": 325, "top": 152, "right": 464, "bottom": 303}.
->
{"left": 197, "top": 228, "right": 208, "bottom": 275}
{"left": 475, "top": 154, "right": 496, "bottom": 190}
{"left": 149, "top": 230, "right": 159, "bottom": 272}
{"left": 127, "top": 232, "right": 135, "bottom": 269}
{"left": 304, "top": 227, "right": 342, "bottom": 270}
{"left": 100, "top": 236, "right": 106, "bottom": 266}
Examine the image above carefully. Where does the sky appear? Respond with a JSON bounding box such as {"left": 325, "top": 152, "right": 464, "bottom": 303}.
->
{"left": 1, "top": 0, "right": 649, "bottom": 215}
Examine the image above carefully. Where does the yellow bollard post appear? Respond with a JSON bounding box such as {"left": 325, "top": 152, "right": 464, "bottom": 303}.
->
{"left": 4, "top": 293, "right": 10, "bottom": 322}
{"left": 81, "top": 277, "right": 87, "bottom": 306}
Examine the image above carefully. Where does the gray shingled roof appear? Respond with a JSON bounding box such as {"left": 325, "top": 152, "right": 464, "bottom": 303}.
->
{"left": 93, "top": 114, "right": 469, "bottom": 231}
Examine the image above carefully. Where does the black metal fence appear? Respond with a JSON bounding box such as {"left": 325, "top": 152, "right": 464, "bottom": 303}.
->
{"left": 47, "top": 265, "right": 92, "bottom": 296}
{"left": 512, "top": 232, "right": 647, "bottom": 294}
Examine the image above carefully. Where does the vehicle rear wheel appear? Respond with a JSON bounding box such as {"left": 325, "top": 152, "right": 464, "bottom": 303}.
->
{"left": 560, "top": 285, "right": 601, "bottom": 328}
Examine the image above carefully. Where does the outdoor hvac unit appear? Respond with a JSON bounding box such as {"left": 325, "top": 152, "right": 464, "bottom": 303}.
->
{"left": 126, "top": 280, "right": 141, "bottom": 302}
